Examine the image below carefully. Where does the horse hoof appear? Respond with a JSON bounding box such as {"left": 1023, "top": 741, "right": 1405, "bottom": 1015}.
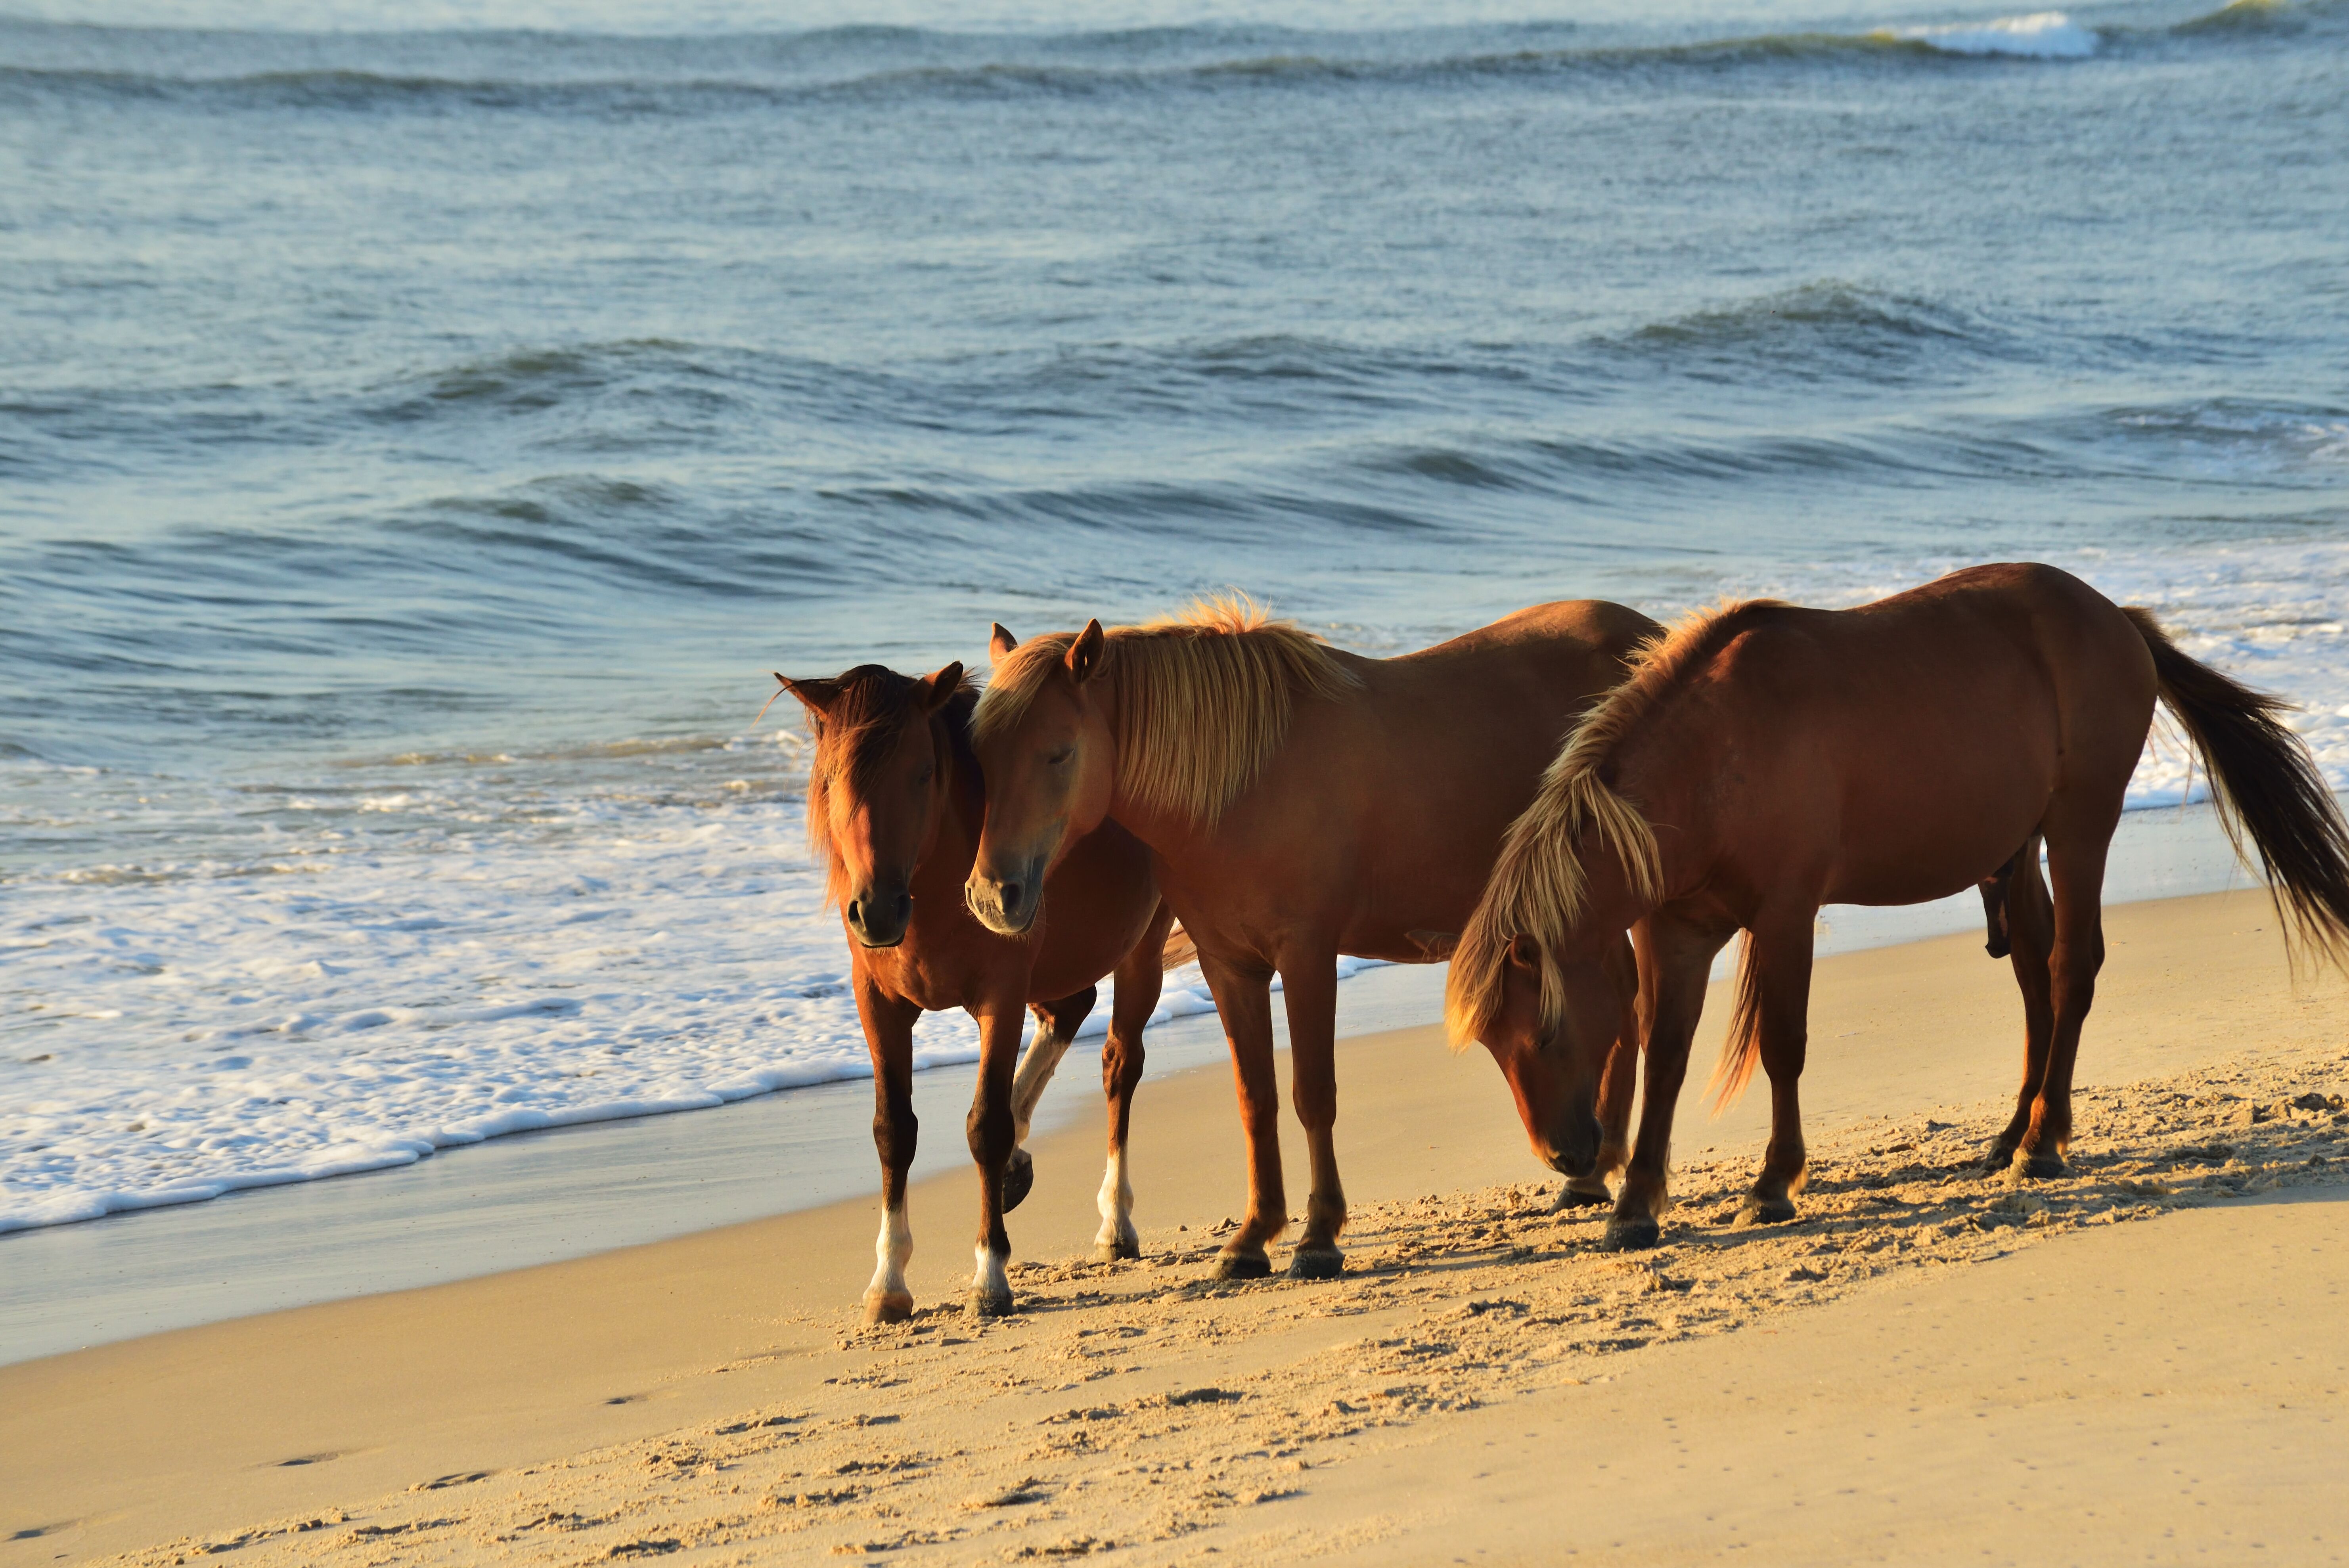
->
{"left": 967, "top": 1286, "right": 1015, "bottom": 1319}
{"left": 1735, "top": 1197, "right": 1798, "bottom": 1227}
{"left": 1981, "top": 1141, "right": 2020, "bottom": 1172}
{"left": 1553, "top": 1181, "right": 1614, "bottom": 1210}
{"left": 1213, "top": 1250, "right": 1271, "bottom": 1281}
{"left": 1602, "top": 1215, "right": 1661, "bottom": 1251}
{"left": 2021, "top": 1152, "right": 2067, "bottom": 1180}
{"left": 1093, "top": 1235, "right": 1141, "bottom": 1264}
{"left": 862, "top": 1290, "right": 914, "bottom": 1325}
{"left": 1002, "top": 1147, "right": 1035, "bottom": 1213}
{"left": 1286, "top": 1245, "right": 1344, "bottom": 1280}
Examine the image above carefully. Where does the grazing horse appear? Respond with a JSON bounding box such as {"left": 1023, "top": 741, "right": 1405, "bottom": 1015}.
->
{"left": 961, "top": 597, "right": 1657, "bottom": 1279}
{"left": 1445, "top": 562, "right": 2349, "bottom": 1250}
{"left": 779, "top": 662, "right": 1179, "bottom": 1320}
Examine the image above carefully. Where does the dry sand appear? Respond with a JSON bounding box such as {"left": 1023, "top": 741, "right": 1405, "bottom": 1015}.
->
{"left": 4, "top": 889, "right": 2346, "bottom": 1566}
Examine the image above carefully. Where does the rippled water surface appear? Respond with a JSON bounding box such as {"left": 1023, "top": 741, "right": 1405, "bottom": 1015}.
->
{"left": 5, "top": 0, "right": 2347, "bottom": 1229}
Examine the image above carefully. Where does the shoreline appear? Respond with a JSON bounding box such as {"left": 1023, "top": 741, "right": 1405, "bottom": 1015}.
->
{"left": 4, "top": 886, "right": 2344, "bottom": 1564}
{"left": 0, "top": 798, "right": 2269, "bottom": 1365}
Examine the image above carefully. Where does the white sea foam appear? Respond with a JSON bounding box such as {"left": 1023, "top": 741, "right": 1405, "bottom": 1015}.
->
{"left": 6, "top": 539, "right": 2349, "bottom": 1235}
{"left": 1887, "top": 11, "right": 2099, "bottom": 57}
{"left": 0, "top": 748, "right": 1388, "bottom": 1235}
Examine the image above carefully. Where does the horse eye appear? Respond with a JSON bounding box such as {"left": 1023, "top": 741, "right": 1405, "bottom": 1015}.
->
{"left": 1046, "top": 746, "right": 1074, "bottom": 766}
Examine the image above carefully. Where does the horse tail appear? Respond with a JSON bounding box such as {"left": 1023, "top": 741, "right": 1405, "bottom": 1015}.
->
{"left": 1160, "top": 921, "right": 1200, "bottom": 972}
{"left": 2124, "top": 607, "right": 2349, "bottom": 969}
{"left": 1707, "top": 931, "right": 1765, "bottom": 1114}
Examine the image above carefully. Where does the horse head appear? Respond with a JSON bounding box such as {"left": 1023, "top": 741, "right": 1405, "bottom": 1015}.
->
{"left": 1472, "top": 932, "right": 1616, "bottom": 1179}
{"left": 780, "top": 661, "right": 964, "bottom": 950}
{"left": 963, "top": 620, "right": 1116, "bottom": 936}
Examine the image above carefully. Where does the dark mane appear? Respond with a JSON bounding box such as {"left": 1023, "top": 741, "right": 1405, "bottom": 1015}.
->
{"left": 805, "top": 666, "right": 978, "bottom": 908}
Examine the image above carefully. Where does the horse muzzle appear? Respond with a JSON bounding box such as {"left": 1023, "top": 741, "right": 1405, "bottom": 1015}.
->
{"left": 963, "top": 858, "right": 1043, "bottom": 937}
{"left": 845, "top": 883, "right": 913, "bottom": 949}
{"left": 1542, "top": 1109, "right": 1604, "bottom": 1180}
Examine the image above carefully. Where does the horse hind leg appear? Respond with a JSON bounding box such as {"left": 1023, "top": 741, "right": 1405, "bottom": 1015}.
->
{"left": 1985, "top": 835, "right": 2055, "bottom": 1171}
{"left": 1559, "top": 929, "right": 1642, "bottom": 1210}
{"left": 2016, "top": 812, "right": 2117, "bottom": 1179}
{"left": 1005, "top": 988, "right": 1095, "bottom": 1212}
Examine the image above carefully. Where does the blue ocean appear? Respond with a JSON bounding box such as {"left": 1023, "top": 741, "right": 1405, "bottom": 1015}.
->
{"left": 5, "top": 0, "right": 2346, "bottom": 1231}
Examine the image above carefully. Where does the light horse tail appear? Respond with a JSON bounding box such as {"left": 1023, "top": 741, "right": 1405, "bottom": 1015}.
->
{"left": 2125, "top": 607, "right": 2349, "bottom": 970}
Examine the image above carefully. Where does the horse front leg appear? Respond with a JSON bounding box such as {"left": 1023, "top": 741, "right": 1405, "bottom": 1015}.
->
{"left": 1200, "top": 953, "right": 1284, "bottom": 1280}
{"left": 856, "top": 979, "right": 923, "bottom": 1324}
{"left": 1608, "top": 913, "right": 1727, "bottom": 1250}
{"left": 1735, "top": 911, "right": 1817, "bottom": 1226}
{"left": 1987, "top": 836, "right": 2054, "bottom": 1170}
{"left": 965, "top": 1003, "right": 1028, "bottom": 1317}
{"left": 1280, "top": 950, "right": 1345, "bottom": 1279}
{"left": 1005, "top": 987, "right": 1097, "bottom": 1214}
{"left": 1095, "top": 903, "right": 1175, "bottom": 1261}
{"left": 1560, "top": 928, "right": 1644, "bottom": 1209}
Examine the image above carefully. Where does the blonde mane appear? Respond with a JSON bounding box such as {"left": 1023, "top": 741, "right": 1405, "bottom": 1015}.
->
{"left": 974, "top": 594, "right": 1361, "bottom": 825}
{"left": 1444, "top": 599, "right": 1790, "bottom": 1055}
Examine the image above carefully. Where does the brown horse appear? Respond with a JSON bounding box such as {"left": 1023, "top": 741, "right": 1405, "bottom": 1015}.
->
{"left": 779, "top": 662, "right": 1179, "bottom": 1320}
{"left": 1446, "top": 562, "right": 2349, "bottom": 1250}
{"left": 961, "top": 597, "right": 1657, "bottom": 1279}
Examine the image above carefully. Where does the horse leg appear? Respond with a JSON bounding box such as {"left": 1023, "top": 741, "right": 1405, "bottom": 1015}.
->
{"left": 1006, "top": 987, "right": 1097, "bottom": 1214}
{"left": 1201, "top": 953, "right": 1283, "bottom": 1280}
{"left": 1558, "top": 930, "right": 1643, "bottom": 1208}
{"left": 1985, "top": 836, "right": 2055, "bottom": 1170}
{"left": 1607, "top": 913, "right": 1728, "bottom": 1250}
{"left": 2016, "top": 814, "right": 2117, "bottom": 1178}
{"left": 1095, "top": 905, "right": 1174, "bottom": 1262}
{"left": 1281, "top": 952, "right": 1346, "bottom": 1280}
{"left": 856, "top": 982, "right": 922, "bottom": 1325}
{"left": 964, "top": 1004, "right": 1028, "bottom": 1317}
{"left": 1735, "top": 913, "right": 1817, "bottom": 1226}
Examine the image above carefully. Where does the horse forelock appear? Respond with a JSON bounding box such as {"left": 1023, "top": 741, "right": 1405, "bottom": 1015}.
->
{"left": 1444, "top": 603, "right": 1786, "bottom": 1050}
{"left": 805, "top": 666, "right": 974, "bottom": 909}
{"left": 972, "top": 596, "right": 1359, "bottom": 825}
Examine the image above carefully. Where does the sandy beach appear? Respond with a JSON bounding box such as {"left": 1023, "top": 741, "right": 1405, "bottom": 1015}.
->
{"left": 5, "top": 886, "right": 2346, "bottom": 1566}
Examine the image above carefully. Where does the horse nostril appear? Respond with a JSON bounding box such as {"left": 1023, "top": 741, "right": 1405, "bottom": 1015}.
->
{"left": 999, "top": 882, "right": 1022, "bottom": 913}
{"left": 846, "top": 898, "right": 863, "bottom": 929}
{"left": 891, "top": 891, "right": 911, "bottom": 923}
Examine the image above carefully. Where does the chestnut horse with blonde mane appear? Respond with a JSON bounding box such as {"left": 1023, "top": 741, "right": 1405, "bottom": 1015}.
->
{"left": 1447, "top": 563, "right": 2349, "bottom": 1250}
{"left": 963, "top": 597, "right": 1657, "bottom": 1279}
{"left": 779, "top": 662, "right": 1180, "bottom": 1320}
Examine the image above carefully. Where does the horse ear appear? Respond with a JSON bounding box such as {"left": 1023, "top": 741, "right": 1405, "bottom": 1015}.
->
{"left": 1505, "top": 934, "right": 1541, "bottom": 971}
{"left": 1065, "top": 619, "right": 1106, "bottom": 684}
{"left": 919, "top": 662, "right": 963, "bottom": 714}
{"left": 989, "top": 623, "right": 1018, "bottom": 665}
{"left": 1407, "top": 929, "right": 1459, "bottom": 961}
{"left": 777, "top": 674, "right": 842, "bottom": 715}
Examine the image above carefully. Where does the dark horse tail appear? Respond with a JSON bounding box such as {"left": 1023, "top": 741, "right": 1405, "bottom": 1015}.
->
{"left": 2125, "top": 607, "right": 2349, "bottom": 968}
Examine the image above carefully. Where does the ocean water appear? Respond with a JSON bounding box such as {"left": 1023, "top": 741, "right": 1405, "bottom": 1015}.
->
{"left": 5, "top": 0, "right": 2347, "bottom": 1236}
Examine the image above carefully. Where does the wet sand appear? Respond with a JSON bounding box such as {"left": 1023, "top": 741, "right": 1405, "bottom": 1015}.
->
{"left": 4, "top": 888, "right": 2345, "bottom": 1565}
